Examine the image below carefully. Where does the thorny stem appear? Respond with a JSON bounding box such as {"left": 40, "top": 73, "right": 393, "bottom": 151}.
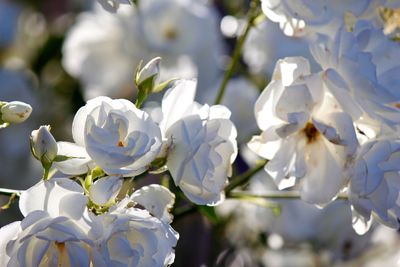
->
{"left": 214, "top": 0, "right": 262, "bottom": 105}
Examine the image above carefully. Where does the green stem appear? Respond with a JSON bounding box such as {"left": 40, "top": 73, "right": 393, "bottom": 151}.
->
{"left": 0, "top": 188, "right": 23, "bottom": 197}
{"left": 214, "top": 0, "right": 261, "bottom": 105}
{"left": 225, "top": 159, "right": 267, "bottom": 194}
{"left": 228, "top": 191, "right": 349, "bottom": 200}
{"left": 43, "top": 166, "right": 50, "bottom": 181}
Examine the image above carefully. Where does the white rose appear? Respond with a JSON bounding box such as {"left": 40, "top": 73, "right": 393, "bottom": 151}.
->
{"left": 261, "top": 0, "right": 391, "bottom": 36}
{"left": 166, "top": 105, "right": 237, "bottom": 205}
{"left": 76, "top": 96, "right": 162, "bottom": 177}
{"left": 349, "top": 139, "right": 400, "bottom": 234}
{"left": 94, "top": 208, "right": 178, "bottom": 266}
{"left": 248, "top": 57, "right": 358, "bottom": 205}
{"left": 0, "top": 178, "right": 103, "bottom": 266}
{"left": 0, "top": 210, "right": 104, "bottom": 267}
{"left": 311, "top": 23, "right": 400, "bottom": 138}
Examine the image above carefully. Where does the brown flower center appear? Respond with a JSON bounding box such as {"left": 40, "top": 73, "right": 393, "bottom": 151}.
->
{"left": 302, "top": 122, "right": 319, "bottom": 144}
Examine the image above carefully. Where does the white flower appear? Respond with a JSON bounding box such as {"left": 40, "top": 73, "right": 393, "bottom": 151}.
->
{"left": 248, "top": 57, "right": 358, "bottom": 205}
{"left": 93, "top": 208, "right": 178, "bottom": 266}
{"left": 261, "top": 0, "right": 395, "bottom": 36}
{"left": 0, "top": 178, "right": 103, "bottom": 266}
{"left": 131, "top": 184, "right": 175, "bottom": 223}
{"left": 30, "top": 125, "right": 58, "bottom": 166}
{"left": 349, "top": 139, "right": 400, "bottom": 234}
{"left": 155, "top": 80, "right": 237, "bottom": 205}
{"left": 0, "top": 101, "right": 32, "bottom": 124}
{"left": 166, "top": 105, "right": 237, "bottom": 205}
{"left": 352, "top": 20, "right": 400, "bottom": 101}
{"left": 310, "top": 23, "right": 400, "bottom": 138}
{"left": 0, "top": 211, "right": 104, "bottom": 267}
{"left": 62, "top": 0, "right": 223, "bottom": 99}
{"left": 89, "top": 176, "right": 123, "bottom": 206}
{"left": 79, "top": 96, "right": 161, "bottom": 177}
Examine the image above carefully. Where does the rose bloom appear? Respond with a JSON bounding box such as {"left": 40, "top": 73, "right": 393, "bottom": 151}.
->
{"left": 58, "top": 96, "right": 162, "bottom": 177}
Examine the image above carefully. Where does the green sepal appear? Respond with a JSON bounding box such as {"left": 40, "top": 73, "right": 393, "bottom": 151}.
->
{"left": 135, "top": 73, "right": 158, "bottom": 108}
{"left": 152, "top": 78, "right": 178, "bottom": 93}
{"left": 53, "top": 155, "right": 84, "bottom": 162}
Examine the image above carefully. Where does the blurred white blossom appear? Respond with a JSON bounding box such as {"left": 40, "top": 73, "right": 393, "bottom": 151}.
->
{"left": 63, "top": 0, "right": 224, "bottom": 99}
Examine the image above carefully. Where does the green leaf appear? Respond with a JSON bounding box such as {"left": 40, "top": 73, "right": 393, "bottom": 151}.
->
{"left": 53, "top": 155, "right": 84, "bottom": 162}
{"left": 198, "top": 206, "right": 219, "bottom": 224}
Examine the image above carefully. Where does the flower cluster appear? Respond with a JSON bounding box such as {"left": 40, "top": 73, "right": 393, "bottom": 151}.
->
{"left": 249, "top": 4, "right": 400, "bottom": 234}
{"left": 2, "top": 0, "right": 400, "bottom": 265}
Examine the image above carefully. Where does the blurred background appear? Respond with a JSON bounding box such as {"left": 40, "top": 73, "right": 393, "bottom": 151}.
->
{"left": 1, "top": 0, "right": 400, "bottom": 266}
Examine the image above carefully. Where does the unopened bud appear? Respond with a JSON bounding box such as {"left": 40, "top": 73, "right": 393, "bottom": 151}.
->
{"left": 30, "top": 125, "right": 58, "bottom": 166}
{"left": 136, "top": 57, "right": 161, "bottom": 86}
{"left": 1, "top": 101, "right": 32, "bottom": 124}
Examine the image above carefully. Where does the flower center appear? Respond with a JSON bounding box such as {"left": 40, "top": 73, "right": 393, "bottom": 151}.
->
{"left": 55, "top": 242, "right": 65, "bottom": 251}
{"left": 302, "top": 122, "right": 319, "bottom": 144}
{"left": 163, "top": 26, "right": 178, "bottom": 41}
{"left": 117, "top": 141, "right": 125, "bottom": 147}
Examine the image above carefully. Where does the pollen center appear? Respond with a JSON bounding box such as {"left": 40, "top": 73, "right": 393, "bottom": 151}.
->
{"left": 302, "top": 122, "right": 319, "bottom": 144}
{"left": 117, "top": 141, "right": 125, "bottom": 147}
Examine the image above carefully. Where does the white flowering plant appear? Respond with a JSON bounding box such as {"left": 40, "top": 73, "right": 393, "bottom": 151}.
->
{"left": 1, "top": 0, "right": 400, "bottom": 266}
